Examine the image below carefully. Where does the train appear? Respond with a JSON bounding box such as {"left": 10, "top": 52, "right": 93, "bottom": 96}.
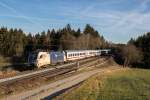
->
{"left": 28, "top": 49, "right": 110, "bottom": 68}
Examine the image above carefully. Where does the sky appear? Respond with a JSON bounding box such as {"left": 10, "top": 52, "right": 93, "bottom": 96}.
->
{"left": 0, "top": 0, "right": 150, "bottom": 43}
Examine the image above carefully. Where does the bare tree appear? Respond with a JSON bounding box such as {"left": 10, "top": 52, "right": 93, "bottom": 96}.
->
{"left": 60, "top": 33, "right": 76, "bottom": 50}
{"left": 122, "top": 44, "right": 143, "bottom": 67}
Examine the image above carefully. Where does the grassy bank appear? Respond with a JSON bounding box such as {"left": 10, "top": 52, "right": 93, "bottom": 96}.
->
{"left": 54, "top": 68, "right": 150, "bottom": 100}
{"left": 0, "top": 56, "right": 11, "bottom": 69}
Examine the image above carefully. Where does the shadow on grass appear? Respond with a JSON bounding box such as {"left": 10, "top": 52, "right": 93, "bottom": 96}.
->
{"left": 1, "top": 56, "right": 36, "bottom": 72}
{"left": 1, "top": 64, "right": 36, "bottom": 72}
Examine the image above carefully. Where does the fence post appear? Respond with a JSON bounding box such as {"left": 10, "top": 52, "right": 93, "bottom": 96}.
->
{"left": 76, "top": 61, "right": 79, "bottom": 70}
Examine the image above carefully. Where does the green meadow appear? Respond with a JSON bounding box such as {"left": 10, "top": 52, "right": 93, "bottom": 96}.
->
{"left": 55, "top": 68, "right": 150, "bottom": 100}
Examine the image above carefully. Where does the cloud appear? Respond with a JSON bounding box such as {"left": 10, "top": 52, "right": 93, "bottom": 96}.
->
{"left": 1, "top": 0, "right": 150, "bottom": 43}
{"left": 0, "top": 0, "right": 45, "bottom": 28}
{"left": 108, "top": 0, "right": 150, "bottom": 31}
{"left": 0, "top": 0, "right": 17, "bottom": 13}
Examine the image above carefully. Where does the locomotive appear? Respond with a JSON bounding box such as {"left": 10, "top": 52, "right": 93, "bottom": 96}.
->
{"left": 28, "top": 49, "right": 110, "bottom": 68}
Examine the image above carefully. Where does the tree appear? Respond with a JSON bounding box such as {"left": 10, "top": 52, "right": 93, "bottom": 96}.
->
{"left": 122, "top": 44, "right": 142, "bottom": 67}
{"left": 47, "top": 29, "right": 51, "bottom": 45}
{"left": 50, "top": 29, "right": 60, "bottom": 50}
{"left": 60, "top": 32, "right": 76, "bottom": 50}
{"left": 74, "top": 28, "right": 81, "bottom": 37}
{"left": 0, "top": 27, "right": 27, "bottom": 56}
{"left": 84, "top": 24, "right": 94, "bottom": 34}
{"left": 128, "top": 32, "right": 150, "bottom": 68}
{"left": 0, "top": 24, "right": 108, "bottom": 60}
{"left": 83, "top": 24, "right": 99, "bottom": 37}
{"left": 128, "top": 38, "right": 135, "bottom": 44}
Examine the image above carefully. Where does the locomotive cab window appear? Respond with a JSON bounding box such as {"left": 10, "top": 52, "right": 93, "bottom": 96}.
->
{"left": 39, "top": 55, "right": 43, "bottom": 58}
{"left": 39, "top": 54, "right": 46, "bottom": 59}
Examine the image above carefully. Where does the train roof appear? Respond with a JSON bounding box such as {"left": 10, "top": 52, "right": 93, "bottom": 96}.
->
{"left": 29, "top": 49, "right": 111, "bottom": 54}
{"left": 65, "top": 50, "right": 96, "bottom": 52}
{"left": 99, "top": 49, "right": 111, "bottom": 51}
{"left": 65, "top": 49, "right": 110, "bottom": 52}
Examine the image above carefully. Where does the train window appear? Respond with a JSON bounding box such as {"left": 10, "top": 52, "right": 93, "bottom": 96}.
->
{"left": 69, "top": 54, "right": 72, "bottom": 57}
{"left": 40, "top": 55, "right": 42, "bottom": 58}
{"left": 68, "top": 54, "right": 70, "bottom": 57}
{"left": 39, "top": 55, "right": 45, "bottom": 59}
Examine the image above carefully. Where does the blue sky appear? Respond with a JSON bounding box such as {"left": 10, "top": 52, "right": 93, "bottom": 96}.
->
{"left": 0, "top": 0, "right": 150, "bottom": 43}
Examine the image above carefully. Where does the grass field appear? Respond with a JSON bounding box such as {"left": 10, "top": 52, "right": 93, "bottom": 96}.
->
{"left": 54, "top": 68, "right": 150, "bottom": 100}
{"left": 0, "top": 56, "right": 11, "bottom": 71}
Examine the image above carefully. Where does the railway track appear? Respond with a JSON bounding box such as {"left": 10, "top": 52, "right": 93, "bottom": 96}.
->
{"left": 3, "top": 57, "right": 117, "bottom": 100}
{"left": 0, "top": 56, "right": 104, "bottom": 85}
{"left": 0, "top": 56, "right": 110, "bottom": 98}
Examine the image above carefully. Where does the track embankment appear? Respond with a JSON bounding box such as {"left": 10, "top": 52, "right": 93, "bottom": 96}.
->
{"left": 3, "top": 64, "right": 124, "bottom": 100}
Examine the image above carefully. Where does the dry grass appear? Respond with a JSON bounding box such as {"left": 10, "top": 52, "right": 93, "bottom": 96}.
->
{"left": 54, "top": 68, "right": 150, "bottom": 100}
{"left": 0, "top": 56, "right": 11, "bottom": 68}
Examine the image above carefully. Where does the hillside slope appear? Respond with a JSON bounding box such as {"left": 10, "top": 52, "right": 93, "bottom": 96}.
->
{"left": 54, "top": 68, "right": 150, "bottom": 100}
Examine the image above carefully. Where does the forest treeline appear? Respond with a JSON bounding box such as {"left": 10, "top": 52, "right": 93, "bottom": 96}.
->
{"left": 112, "top": 32, "right": 150, "bottom": 69}
{"left": 0, "top": 24, "right": 150, "bottom": 68}
{"left": 0, "top": 24, "right": 108, "bottom": 60}
{"left": 128, "top": 32, "right": 150, "bottom": 68}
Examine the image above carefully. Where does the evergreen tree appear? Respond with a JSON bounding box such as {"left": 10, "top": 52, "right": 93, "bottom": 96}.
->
{"left": 132, "top": 32, "right": 150, "bottom": 68}
{"left": 83, "top": 24, "right": 98, "bottom": 37}
{"left": 74, "top": 28, "right": 81, "bottom": 37}
{"left": 0, "top": 24, "right": 108, "bottom": 61}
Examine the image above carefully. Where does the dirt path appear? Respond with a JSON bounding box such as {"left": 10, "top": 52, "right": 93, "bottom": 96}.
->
{"left": 2, "top": 66, "right": 123, "bottom": 100}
